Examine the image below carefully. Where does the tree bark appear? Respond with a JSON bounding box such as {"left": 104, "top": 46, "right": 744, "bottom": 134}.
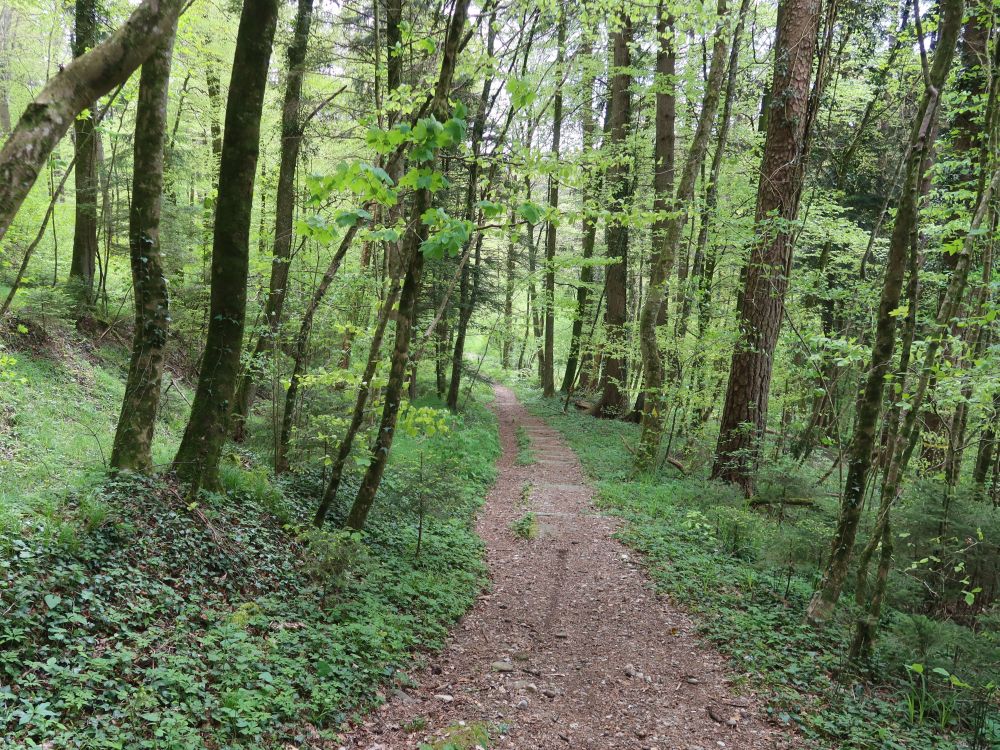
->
{"left": 712, "top": 0, "right": 823, "bottom": 494}
{"left": 313, "top": 280, "right": 402, "bottom": 526}
{"left": 0, "top": 0, "right": 185, "bottom": 246}
{"left": 172, "top": 0, "right": 280, "bottom": 493}
{"left": 446, "top": 8, "right": 496, "bottom": 410}
{"left": 850, "top": 153, "right": 999, "bottom": 659}
{"left": 110, "top": 14, "right": 178, "bottom": 473}
{"left": 0, "top": 6, "right": 13, "bottom": 136}
{"left": 589, "top": 15, "right": 633, "bottom": 419}
{"left": 560, "top": 37, "right": 600, "bottom": 393}
{"left": 636, "top": 0, "right": 729, "bottom": 471}
{"left": 541, "top": 4, "right": 566, "bottom": 397}
{"left": 232, "top": 0, "right": 316, "bottom": 441}
{"left": 806, "top": 0, "right": 964, "bottom": 625}
{"left": 275, "top": 226, "right": 360, "bottom": 472}
{"left": 67, "top": 0, "right": 101, "bottom": 306}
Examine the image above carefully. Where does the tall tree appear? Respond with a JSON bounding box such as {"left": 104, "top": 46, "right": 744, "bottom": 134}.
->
{"left": 541, "top": 4, "right": 566, "bottom": 397}
{"left": 711, "top": 0, "right": 823, "bottom": 494}
{"left": 0, "top": 6, "right": 15, "bottom": 136}
{"left": 806, "top": 0, "right": 965, "bottom": 625}
{"left": 446, "top": 5, "right": 497, "bottom": 411}
{"left": 67, "top": 0, "right": 101, "bottom": 305}
{"left": 172, "top": 0, "right": 280, "bottom": 493}
{"left": 560, "top": 36, "right": 600, "bottom": 393}
{"left": 231, "top": 0, "right": 316, "bottom": 441}
{"left": 589, "top": 11, "right": 633, "bottom": 418}
{"left": 636, "top": 0, "right": 730, "bottom": 471}
{"left": 109, "top": 13, "right": 178, "bottom": 472}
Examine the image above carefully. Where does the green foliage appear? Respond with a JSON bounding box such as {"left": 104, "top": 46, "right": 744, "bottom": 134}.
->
{"left": 0, "top": 345, "right": 189, "bottom": 529}
{"left": 16, "top": 286, "right": 74, "bottom": 330}
{"left": 418, "top": 720, "right": 497, "bottom": 749}
{"left": 514, "top": 425, "right": 535, "bottom": 465}
{"left": 510, "top": 511, "right": 538, "bottom": 540}
{"left": 0, "top": 390, "right": 500, "bottom": 748}
{"left": 420, "top": 207, "right": 473, "bottom": 260}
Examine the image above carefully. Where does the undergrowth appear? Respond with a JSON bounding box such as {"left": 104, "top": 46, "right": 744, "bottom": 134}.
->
{"left": 0, "top": 378, "right": 499, "bottom": 748}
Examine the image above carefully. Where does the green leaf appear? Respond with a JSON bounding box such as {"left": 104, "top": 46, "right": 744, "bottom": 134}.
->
{"left": 518, "top": 201, "right": 542, "bottom": 224}
{"left": 335, "top": 207, "right": 373, "bottom": 228}
{"left": 506, "top": 77, "right": 536, "bottom": 109}
{"left": 477, "top": 199, "right": 504, "bottom": 219}
{"left": 369, "top": 227, "right": 401, "bottom": 243}
{"left": 44, "top": 594, "right": 61, "bottom": 609}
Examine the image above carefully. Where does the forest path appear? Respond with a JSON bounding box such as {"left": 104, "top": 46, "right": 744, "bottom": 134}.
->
{"left": 345, "top": 384, "right": 789, "bottom": 750}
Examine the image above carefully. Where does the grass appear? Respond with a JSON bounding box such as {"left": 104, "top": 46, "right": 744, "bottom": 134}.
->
{"left": 510, "top": 511, "right": 538, "bottom": 539}
{"left": 419, "top": 720, "right": 500, "bottom": 749}
{"left": 512, "top": 380, "right": 1000, "bottom": 750}
{"left": 0, "top": 354, "right": 501, "bottom": 748}
{"left": 0, "top": 329, "right": 189, "bottom": 530}
{"left": 515, "top": 425, "right": 535, "bottom": 465}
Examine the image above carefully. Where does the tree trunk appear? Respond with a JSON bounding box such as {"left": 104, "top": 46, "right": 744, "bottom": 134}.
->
{"left": 0, "top": 6, "right": 15, "bottom": 136}
{"left": 712, "top": 0, "right": 823, "bottom": 494}
{"left": 313, "top": 280, "right": 401, "bottom": 526}
{"left": 974, "top": 390, "right": 1000, "bottom": 493}
{"left": 636, "top": 0, "right": 729, "bottom": 471}
{"left": 67, "top": 0, "right": 100, "bottom": 306}
{"left": 232, "top": 0, "right": 316, "bottom": 441}
{"left": 345, "top": 0, "right": 471, "bottom": 530}
{"left": 502, "top": 222, "right": 516, "bottom": 368}
{"left": 560, "top": 37, "right": 599, "bottom": 393}
{"left": 684, "top": 0, "right": 751, "bottom": 340}
{"left": 541, "top": 5, "right": 566, "bottom": 397}
{"left": 172, "top": 0, "right": 279, "bottom": 493}
{"left": 806, "top": 0, "right": 964, "bottom": 625}
{"left": 850, "top": 158, "right": 999, "bottom": 660}
{"left": 0, "top": 0, "right": 186, "bottom": 245}
{"left": 110, "top": 14, "right": 178, "bottom": 473}
{"left": 446, "top": 10, "right": 496, "bottom": 410}
{"left": 589, "top": 15, "right": 633, "bottom": 419}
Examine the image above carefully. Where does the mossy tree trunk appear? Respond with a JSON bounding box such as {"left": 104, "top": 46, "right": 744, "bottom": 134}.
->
{"left": 560, "top": 36, "right": 601, "bottom": 394}
{"left": 232, "top": 0, "right": 316, "bottom": 441}
{"left": 589, "top": 15, "right": 633, "bottom": 419}
{"left": 806, "top": 0, "right": 964, "bottom": 625}
{"left": 110, "top": 13, "right": 178, "bottom": 473}
{"left": 541, "top": 4, "right": 565, "bottom": 398}
{"left": 345, "top": 0, "right": 471, "bottom": 531}
{"left": 446, "top": 8, "right": 496, "bottom": 411}
{"left": 67, "top": 0, "right": 101, "bottom": 306}
{"left": 172, "top": 0, "right": 279, "bottom": 493}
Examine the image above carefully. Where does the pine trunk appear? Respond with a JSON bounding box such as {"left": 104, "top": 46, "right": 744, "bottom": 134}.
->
{"left": 712, "top": 0, "right": 822, "bottom": 494}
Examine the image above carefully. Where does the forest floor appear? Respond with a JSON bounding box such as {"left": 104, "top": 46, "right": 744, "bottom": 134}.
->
{"left": 346, "top": 384, "right": 792, "bottom": 750}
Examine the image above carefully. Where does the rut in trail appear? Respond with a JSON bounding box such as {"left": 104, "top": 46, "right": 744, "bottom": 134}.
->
{"left": 346, "top": 384, "right": 791, "bottom": 750}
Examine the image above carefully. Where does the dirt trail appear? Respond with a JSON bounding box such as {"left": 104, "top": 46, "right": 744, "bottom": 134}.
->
{"left": 346, "top": 384, "right": 789, "bottom": 749}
